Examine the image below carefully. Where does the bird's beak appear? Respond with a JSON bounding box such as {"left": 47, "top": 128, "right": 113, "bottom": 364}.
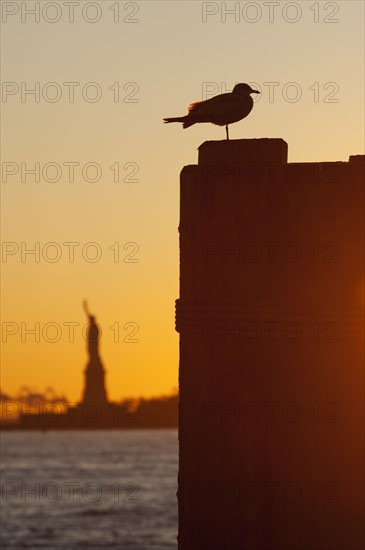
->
{"left": 252, "top": 90, "right": 260, "bottom": 94}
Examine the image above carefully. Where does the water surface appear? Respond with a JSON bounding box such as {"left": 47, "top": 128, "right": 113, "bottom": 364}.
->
{"left": 1, "top": 430, "right": 178, "bottom": 549}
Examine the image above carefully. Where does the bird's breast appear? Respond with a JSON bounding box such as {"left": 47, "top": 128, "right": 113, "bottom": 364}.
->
{"left": 230, "top": 96, "right": 254, "bottom": 122}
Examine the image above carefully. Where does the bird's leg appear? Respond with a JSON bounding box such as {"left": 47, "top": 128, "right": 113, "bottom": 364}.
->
{"left": 226, "top": 125, "right": 229, "bottom": 140}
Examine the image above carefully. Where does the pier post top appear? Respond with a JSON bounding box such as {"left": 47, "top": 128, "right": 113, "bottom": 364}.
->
{"left": 198, "top": 138, "right": 288, "bottom": 166}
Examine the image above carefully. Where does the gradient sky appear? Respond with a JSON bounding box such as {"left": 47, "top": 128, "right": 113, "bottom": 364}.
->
{"left": 1, "top": 0, "right": 364, "bottom": 401}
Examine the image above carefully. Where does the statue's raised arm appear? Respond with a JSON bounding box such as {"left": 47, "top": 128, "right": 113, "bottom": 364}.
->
{"left": 83, "top": 300, "right": 91, "bottom": 319}
{"left": 82, "top": 300, "right": 99, "bottom": 354}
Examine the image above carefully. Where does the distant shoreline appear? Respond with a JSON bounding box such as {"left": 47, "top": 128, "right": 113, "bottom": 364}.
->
{"left": 1, "top": 394, "right": 178, "bottom": 431}
{"left": 0, "top": 425, "right": 178, "bottom": 431}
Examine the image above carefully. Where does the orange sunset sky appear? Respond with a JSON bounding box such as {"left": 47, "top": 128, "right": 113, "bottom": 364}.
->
{"left": 1, "top": 0, "right": 364, "bottom": 401}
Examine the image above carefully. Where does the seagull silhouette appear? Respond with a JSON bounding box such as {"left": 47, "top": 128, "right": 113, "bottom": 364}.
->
{"left": 163, "top": 83, "right": 260, "bottom": 140}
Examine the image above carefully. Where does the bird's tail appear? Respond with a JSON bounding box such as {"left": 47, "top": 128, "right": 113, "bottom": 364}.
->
{"left": 163, "top": 116, "right": 186, "bottom": 124}
{"left": 182, "top": 120, "right": 195, "bottom": 129}
{"left": 163, "top": 116, "right": 195, "bottom": 129}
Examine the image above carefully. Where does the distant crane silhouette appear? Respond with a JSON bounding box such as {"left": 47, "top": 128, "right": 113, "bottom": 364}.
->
{"left": 163, "top": 83, "right": 260, "bottom": 140}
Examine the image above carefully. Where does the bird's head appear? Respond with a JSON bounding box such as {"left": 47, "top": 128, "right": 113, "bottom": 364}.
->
{"left": 233, "top": 83, "right": 260, "bottom": 96}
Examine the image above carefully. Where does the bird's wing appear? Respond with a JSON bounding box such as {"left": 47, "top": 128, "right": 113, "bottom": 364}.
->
{"left": 188, "top": 100, "right": 206, "bottom": 114}
{"left": 187, "top": 93, "right": 240, "bottom": 117}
